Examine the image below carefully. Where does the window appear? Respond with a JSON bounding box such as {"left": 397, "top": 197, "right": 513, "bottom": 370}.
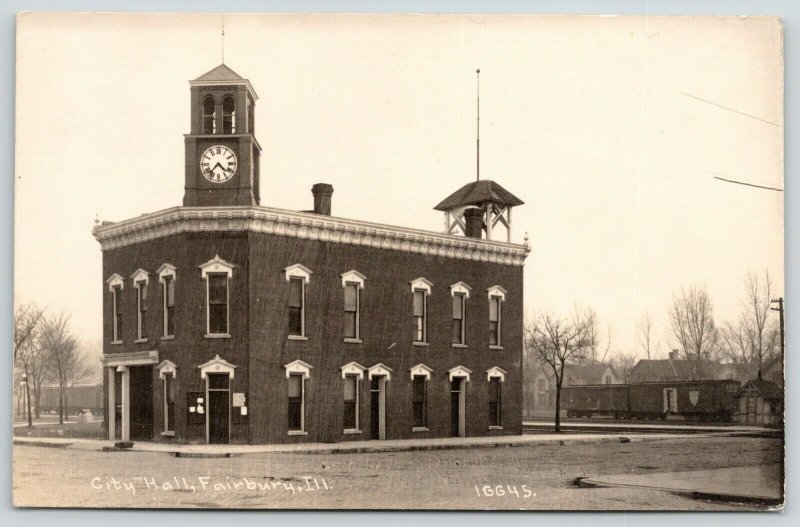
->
{"left": 487, "top": 286, "right": 506, "bottom": 348}
{"left": 222, "top": 96, "right": 236, "bottom": 134}
{"left": 409, "top": 278, "right": 432, "bottom": 344}
{"left": 489, "top": 377, "right": 502, "bottom": 427}
{"left": 207, "top": 274, "right": 229, "bottom": 335}
{"left": 203, "top": 96, "right": 216, "bottom": 134}
{"left": 412, "top": 376, "right": 427, "bottom": 428}
{"left": 288, "top": 374, "right": 304, "bottom": 431}
{"left": 285, "top": 264, "right": 312, "bottom": 339}
{"left": 288, "top": 278, "right": 304, "bottom": 336}
{"left": 344, "top": 283, "right": 359, "bottom": 339}
{"left": 163, "top": 276, "right": 175, "bottom": 336}
{"left": 284, "top": 360, "right": 312, "bottom": 434}
{"left": 489, "top": 297, "right": 501, "bottom": 345}
{"left": 200, "top": 255, "right": 234, "bottom": 337}
{"left": 452, "top": 293, "right": 466, "bottom": 344}
{"left": 111, "top": 286, "right": 123, "bottom": 342}
{"left": 343, "top": 374, "right": 359, "bottom": 430}
{"left": 136, "top": 280, "right": 148, "bottom": 340}
{"left": 247, "top": 100, "right": 254, "bottom": 134}
{"left": 157, "top": 360, "right": 177, "bottom": 435}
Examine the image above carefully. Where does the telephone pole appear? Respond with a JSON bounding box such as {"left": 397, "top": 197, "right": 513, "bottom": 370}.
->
{"left": 770, "top": 297, "right": 785, "bottom": 379}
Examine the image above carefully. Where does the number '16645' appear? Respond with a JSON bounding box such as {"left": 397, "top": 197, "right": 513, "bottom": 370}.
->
{"left": 474, "top": 485, "right": 535, "bottom": 498}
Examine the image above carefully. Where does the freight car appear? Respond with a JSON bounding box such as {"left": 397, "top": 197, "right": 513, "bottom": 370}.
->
{"left": 562, "top": 379, "right": 740, "bottom": 422}
{"left": 37, "top": 383, "right": 103, "bottom": 415}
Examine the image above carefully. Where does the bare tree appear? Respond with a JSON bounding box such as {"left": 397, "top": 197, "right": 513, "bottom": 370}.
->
{"left": 636, "top": 312, "right": 660, "bottom": 360}
{"left": 14, "top": 303, "right": 45, "bottom": 362}
{"left": 610, "top": 352, "right": 638, "bottom": 383}
{"left": 742, "top": 270, "right": 777, "bottom": 379}
{"left": 525, "top": 309, "right": 593, "bottom": 432}
{"left": 41, "top": 312, "right": 93, "bottom": 423}
{"left": 668, "top": 285, "right": 719, "bottom": 380}
{"left": 15, "top": 326, "right": 51, "bottom": 424}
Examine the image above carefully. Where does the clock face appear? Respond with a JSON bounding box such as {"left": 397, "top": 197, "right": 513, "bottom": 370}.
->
{"left": 200, "top": 145, "right": 237, "bottom": 183}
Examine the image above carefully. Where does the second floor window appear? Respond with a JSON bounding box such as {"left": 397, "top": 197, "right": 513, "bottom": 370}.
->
{"left": 489, "top": 296, "right": 502, "bottom": 346}
{"left": 135, "top": 280, "right": 148, "bottom": 340}
{"left": 288, "top": 277, "right": 305, "bottom": 336}
{"left": 452, "top": 293, "right": 466, "bottom": 345}
{"left": 112, "top": 285, "right": 123, "bottom": 342}
{"left": 207, "top": 273, "right": 229, "bottom": 335}
{"left": 344, "top": 283, "right": 360, "bottom": 339}
{"left": 413, "top": 290, "right": 427, "bottom": 343}
{"left": 163, "top": 276, "right": 175, "bottom": 337}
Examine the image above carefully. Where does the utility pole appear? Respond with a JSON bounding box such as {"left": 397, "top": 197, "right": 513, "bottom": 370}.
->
{"left": 770, "top": 297, "right": 785, "bottom": 380}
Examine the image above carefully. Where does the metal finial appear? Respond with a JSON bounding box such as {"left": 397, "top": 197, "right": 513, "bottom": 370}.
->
{"left": 221, "top": 15, "right": 225, "bottom": 64}
{"left": 476, "top": 68, "right": 481, "bottom": 182}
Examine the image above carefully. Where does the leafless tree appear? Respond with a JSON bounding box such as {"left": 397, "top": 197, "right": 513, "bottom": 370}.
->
{"left": 525, "top": 309, "right": 593, "bottom": 432}
{"left": 14, "top": 303, "right": 45, "bottom": 362}
{"left": 15, "top": 326, "right": 51, "bottom": 425}
{"left": 742, "top": 270, "right": 778, "bottom": 379}
{"left": 668, "top": 285, "right": 719, "bottom": 380}
{"left": 610, "top": 352, "right": 638, "bottom": 383}
{"left": 636, "top": 312, "right": 660, "bottom": 360}
{"left": 42, "top": 312, "right": 94, "bottom": 423}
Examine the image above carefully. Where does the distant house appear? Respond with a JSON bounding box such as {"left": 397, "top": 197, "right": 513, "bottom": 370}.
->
{"left": 735, "top": 379, "right": 783, "bottom": 426}
{"left": 524, "top": 360, "right": 619, "bottom": 417}
{"left": 629, "top": 350, "right": 732, "bottom": 383}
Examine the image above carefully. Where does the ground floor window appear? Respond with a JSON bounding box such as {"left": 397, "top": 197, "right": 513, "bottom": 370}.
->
{"left": 163, "top": 374, "right": 176, "bottom": 432}
{"left": 288, "top": 373, "right": 305, "bottom": 431}
{"left": 343, "top": 374, "right": 359, "bottom": 430}
{"left": 489, "top": 377, "right": 502, "bottom": 426}
{"left": 412, "top": 375, "right": 427, "bottom": 428}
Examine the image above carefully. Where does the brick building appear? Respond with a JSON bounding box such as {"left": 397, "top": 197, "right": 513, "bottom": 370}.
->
{"left": 93, "top": 64, "right": 529, "bottom": 444}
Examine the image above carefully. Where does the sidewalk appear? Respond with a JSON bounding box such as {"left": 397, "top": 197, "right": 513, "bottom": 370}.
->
{"left": 14, "top": 430, "right": 720, "bottom": 456}
{"left": 579, "top": 464, "right": 783, "bottom": 504}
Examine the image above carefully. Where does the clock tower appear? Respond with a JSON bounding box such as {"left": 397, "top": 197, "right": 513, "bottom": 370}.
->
{"left": 184, "top": 64, "right": 261, "bottom": 207}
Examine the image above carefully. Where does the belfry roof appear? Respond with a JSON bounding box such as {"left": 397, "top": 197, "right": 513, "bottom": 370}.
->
{"left": 193, "top": 63, "right": 246, "bottom": 83}
{"left": 434, "top": 180, "right": 524, "bottom": 211}
{"left": 190, "top": 64, "right": 258, "bottom": 100}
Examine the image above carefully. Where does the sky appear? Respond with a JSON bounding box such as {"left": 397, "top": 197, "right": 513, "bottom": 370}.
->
{"left": 14, "top": 13, "right": 784, "bottom": 360}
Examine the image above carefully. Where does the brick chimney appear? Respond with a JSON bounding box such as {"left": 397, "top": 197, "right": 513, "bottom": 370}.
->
{"left": 463, "top": 207, "right": 484, "bottom": 239}
{"left": 312, "top": 183, "right": 333, "bottom": 216}
{"left": 669, "top": 349, "right": 679, "bottom": 361}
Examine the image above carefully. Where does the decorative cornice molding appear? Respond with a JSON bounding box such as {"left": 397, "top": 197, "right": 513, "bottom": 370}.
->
{"left": 93, "top": 206, "right": 530, "bottom": 266}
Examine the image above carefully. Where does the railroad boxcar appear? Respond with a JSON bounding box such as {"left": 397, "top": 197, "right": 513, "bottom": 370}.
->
{"left": 628, "top": 380, "right": 739, "bottom": 421}
{"left": 37, "top": 384, "right": 104, "bottom": 415}
{"left": 562, "top": 384, "right": 630, "bottom": 418}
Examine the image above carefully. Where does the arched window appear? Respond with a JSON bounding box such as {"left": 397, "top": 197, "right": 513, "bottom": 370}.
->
{"left": 223, "top": 96, "right": 236, "bottom": 134}
{"left": 203, "top": 97, "right": 216, "bottom": 134}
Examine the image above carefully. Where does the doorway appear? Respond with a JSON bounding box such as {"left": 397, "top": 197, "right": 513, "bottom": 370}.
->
{"left": 369, "top": 376, "right": 386, "bottom": 440}
{"left": 663, "top": 388, "right": 678, "bottom": 413}
{"left": 451, "top": 378, "right": 465, "bottom": 437}
{"left": 207, "top": 373, "right": 230, "bottom": 444}
{"left": 128, "top": 366, "right": 154, "bottom": 440}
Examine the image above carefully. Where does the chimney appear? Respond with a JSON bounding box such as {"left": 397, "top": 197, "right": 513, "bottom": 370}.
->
{"left": 669, "top": 349, "right": 679, "bottom": 361}
{"left": 312, "top": 183, "right": 333, "bottom": 216}
{"left": 463, "top": 207, "right": 484, "bottom": 239}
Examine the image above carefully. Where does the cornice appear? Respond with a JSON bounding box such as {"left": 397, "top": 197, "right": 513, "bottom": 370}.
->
{"left": 92, "top": 206, "right": 531, "bottom": 266}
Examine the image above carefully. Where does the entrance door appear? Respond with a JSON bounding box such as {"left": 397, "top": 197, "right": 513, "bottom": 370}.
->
{"left": 662, "top": 388, "right": 678, "bottom": 413}
{"left": 370, "top": 377, "right": 381, "bottom": 440}
{"left": 451, "top": 378, "right": 461, "bottom": 437}
{"left": 207, "top": 373, "right": 230, "bottom": 444}
{"left": 128, "top": 366, "right": 153, "bottom": 440}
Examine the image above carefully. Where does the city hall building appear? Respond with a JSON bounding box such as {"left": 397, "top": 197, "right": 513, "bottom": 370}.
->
{"left": 93, "top": 64, "right": 530, "bottom": 444}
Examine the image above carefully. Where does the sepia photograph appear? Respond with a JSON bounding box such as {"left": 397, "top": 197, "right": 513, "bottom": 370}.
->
{"left": 12, "top": 12, "right": 784, "bottom": 511}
